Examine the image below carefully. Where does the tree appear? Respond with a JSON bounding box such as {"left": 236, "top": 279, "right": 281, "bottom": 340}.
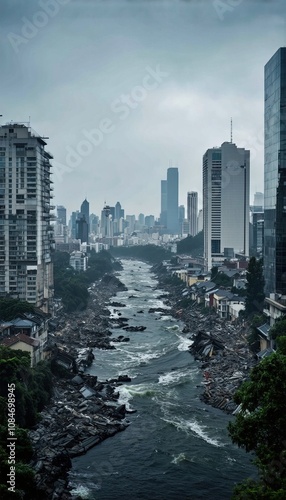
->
{"left": 228, "top": 353, "right": 286, "bottom": 495}
{"left": 176, "top": 231, "right": 204, "bottom": 255}
{"left": 270, "top": 319, "right": 286, "bottom": 340}
{"left": 0, "top": 298, "right": 34, "bottom": 321}
{"left": 244, "top": 257, "right": 265, "bottom": 316}
{"left": 211, "top": 266, "right": 218, "bottom": 280}
{"left": 0, "top": 348, "right": 54, "bottom": 498}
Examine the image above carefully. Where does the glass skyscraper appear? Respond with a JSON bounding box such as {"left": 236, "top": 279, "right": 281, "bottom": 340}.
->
{"left": 167, "top": 167, "right": 179, "bottom": 234}
{"left": 264, "top": 47, "right": 286, "bottom": 295}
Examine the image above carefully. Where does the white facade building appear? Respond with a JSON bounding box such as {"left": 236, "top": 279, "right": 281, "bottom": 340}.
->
{"left": 197, "top": 209, "right": 203, "bottom": 233}
{"left": 0, "top": 123, "right": 54, "bottom": 312}
{"left": 187, "top": 191, "right": 198, "bottom": 236}
{"left": 203, "top": 142, "right": 250, "bottom": 271}
{"left": 70, "top": 251, "right": 88, "bottom": 271}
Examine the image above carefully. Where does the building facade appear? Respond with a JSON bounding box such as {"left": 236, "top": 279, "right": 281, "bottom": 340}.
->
{"left": 167, "top": 167, "right": 179, "bottom": 234}
{"left": 264, "top": 47, "right": 286, "bottom": 295}
{"left": 57, "top": 205, "right": 66, "bottom": 225}
{"left": 0, "top": 123, "right": 54, "bottom": 312}
{"left": 203, "top": 141, "right": 250, "bottom": 271}
{"left": 187, "top": 191, "right": 198, "bottom": 236}
{"left": 160, "top": 180, "right": 167, "bottom": 227}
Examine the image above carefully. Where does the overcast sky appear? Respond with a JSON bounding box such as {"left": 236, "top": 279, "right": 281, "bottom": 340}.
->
{"left": 1, "top": 0, "right": 285, "bottom": 220}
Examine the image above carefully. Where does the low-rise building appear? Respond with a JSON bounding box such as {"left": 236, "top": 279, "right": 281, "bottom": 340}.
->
{"left": 70, "top": 251, "right": 88, "bottom": 271}
{"left": 1, "top": 333, "right": 41, "bottom": 367}
{"left": 0, "top": 310, "right": 50, "bottom": 365}
{"left": 263, "top": 294, "right": 286, "bottom": 326}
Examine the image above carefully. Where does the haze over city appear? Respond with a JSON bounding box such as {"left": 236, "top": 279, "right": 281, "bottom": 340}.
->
{"left": 1, "top": 0, "right": 285, "bottom": 217}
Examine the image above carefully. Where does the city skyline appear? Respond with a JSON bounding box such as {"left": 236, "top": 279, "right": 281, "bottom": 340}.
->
{"left": 1, "top": 1, "right": 285, "bottom": 216}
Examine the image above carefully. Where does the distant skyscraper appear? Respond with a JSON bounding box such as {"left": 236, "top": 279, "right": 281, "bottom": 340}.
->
{"left": 160, "top": 180, "right": 167, "bottom": 227}
{"left": 187, "top": 192, "right": 198, "bottom": 236}
{"left": 69, "top": 211, "right": 79, "bottom": 239}
{"left": 203, "top": 142, "right": 250, "bottom": 271}
{"left": 253, "top": 192, "right": 264, "bottom": 210}
{"left": 80, "top": 199, "right": 89, "bottom": 243}
{"left": 76, "top": 214, "right": 88, "bottom": 243}
{"left": 167, "top": 167, "right": 179, "bottom": 234}
{"left": 80, "top": 199, "right": 89, "bottom": 222}
{"left": 126, "top": 215, "right": 136, "bottom": 234}
{"left": 179, "top": 205, "right": 185, "bottom": 221}
{"left": 145, "top": 215, "right": 155, "bottom": 228}
{"left": 109, "top": 206, "right": 115, "bottom": 220}
{"left": 115, "top": 202, "right": 121, "bottom": 221}
{"left": 138, "top": 213, "right": 145, "bottom": 226}
{"left": 264, "top": 47, "right": 286, "bottom": 295}
{"left": 100, "top": 205, "right": 113, "bottom": 237}
{"left": 57, "top": 205, "right": 67, "bottom": 225}
{"left": 0, "top": 123, "right": 54, "bottom": 311}
{"left": 197, "top": 209, "right": 203, "bottom": 233}
{"left": 89, "top": 214, "right": 99, "bottom": 234}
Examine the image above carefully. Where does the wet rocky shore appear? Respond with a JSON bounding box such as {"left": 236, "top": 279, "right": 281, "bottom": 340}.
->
{"left": 29, "top": 274, "right": 134, "bottom": 500}
{"left": 152, "top": 264, "right": 257, "bottom": 415}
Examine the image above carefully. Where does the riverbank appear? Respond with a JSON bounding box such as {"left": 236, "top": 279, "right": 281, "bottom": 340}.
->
{"left": 152, "top": 264, "right": 257, "bottom": 414}
{"left": 29, "top": 274, "right": 132, "bottom": 500}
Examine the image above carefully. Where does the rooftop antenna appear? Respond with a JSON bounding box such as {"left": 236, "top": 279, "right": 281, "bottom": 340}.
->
{"left": 230, "top": 117, "right": 233, "bottom": 143}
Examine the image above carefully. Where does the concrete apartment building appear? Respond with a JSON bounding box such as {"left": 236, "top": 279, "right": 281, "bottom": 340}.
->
{"left": 0, "top": 123, "right": 54, "bottom": 313}
{"left": 203, "top": 141, "right": 250, "bottom": 271}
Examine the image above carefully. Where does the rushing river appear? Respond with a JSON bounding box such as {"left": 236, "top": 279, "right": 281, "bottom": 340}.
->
{"left": 69, "top": 260, "right": 256, "bottom": 499}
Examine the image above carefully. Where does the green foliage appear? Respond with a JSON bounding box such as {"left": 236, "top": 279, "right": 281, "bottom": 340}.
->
{"left": 211, "top": 266, "right": 218, "bottom": 280}
{"left": 270, "top": 319, "right": 286, "bottom": 340}
{"left": 53, "top": 249, "right": 120, "bottom": 312}
{"left": 276, "top": 336, "right": 286, "bottom": 355}
{"left": 231, "top": 286, "right": 247, "bottom": 297}
{"left": 212, "top": 271, "right": 232, "bottom": 287}
{"left": 232, "top": 479, "right": 286, "bottom": 499}
{"left": 176, "top": 231, "right": 203, "bottom": 255}
{"left": 228, "top": 353, "right": 286, "bottom": 494}
{"left": 0, "top": 347, "right": 53, "bottom": 428}
{"left": 244, "top": 257, "right": 265, "bottom": 316}
{"left": 0, "top": 348, "right": 54, "bottom": 498}
{"left": 110, "top": 245, "right": 172, "bottom": 263}
{"left": 0, "top": 298, "right": 34, "bottom": 321}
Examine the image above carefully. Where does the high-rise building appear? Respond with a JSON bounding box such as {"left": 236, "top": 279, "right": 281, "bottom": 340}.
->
{"left": 69, "top": 211, "right": 79, "bottom": 239}
{"left": 79, "top": 199, "right": 89, "bottom": 243}
{"left": 115, "top": 202, "right": 121, "bottom": 222}
{"left": 100, "top": 205, "right": 112, "bottom": 237}
{"left": 0, "top": 123, "right": 54, "bottom": 312}
{"left": 126, "top": 215, "right": 136, "bottom": 234}
{"left": 89, "top": 214, "right": 99, "bottom": 234}
{"left": 197, "top": 209, "right": 203, "bottom": 233}
{"left": 253, "top": 192, "right": 264, "bottom": 210}
{"left": 187, "top": 191, "right": 198, "bottom": 236}
{"left": 264, "top": 47, "right": 286, "bottom": 295}
{"left": 76, "top": 214, "right": 88, "bottom": 243}
{"left": 57, "top": 205, "right": 67, "bottom": 225}
{"left": 138, "top": 213, "right": 145, "bottom": 226}
{"left": 160, "top": 180, "right": 167, "bottom": 227}
{"left": 167, "top": 167, "right": 179, "bottom": 234}
{"left": 203, "top": 141, "right": 250, "bottom": 271}
{"left": 145, "top": 215, "right": 155, "bottom": 228}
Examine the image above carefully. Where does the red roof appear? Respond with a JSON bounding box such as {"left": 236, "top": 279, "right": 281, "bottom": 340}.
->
{"left": 1, "top": 333, "right": 40, "bottom": 348}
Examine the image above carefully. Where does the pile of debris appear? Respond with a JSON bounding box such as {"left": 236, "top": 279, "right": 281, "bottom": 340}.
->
{"left": 29, "top": 373, "right": 130, "bottom": 499}
{"left": 189, "top": 330, "right": 225, "bottom": 359}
